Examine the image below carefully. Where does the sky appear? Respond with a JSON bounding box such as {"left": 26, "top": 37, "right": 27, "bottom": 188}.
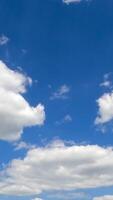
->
{"left": 0, "top": 0, "right": 113, "bottom": 199}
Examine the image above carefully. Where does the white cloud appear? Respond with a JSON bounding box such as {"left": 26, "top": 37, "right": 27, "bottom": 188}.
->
{"left": 1, "top": 141, "right": 113, "bottom": 196}
{"left": 0, "top": 61, "right": 45, "bottom": 141}
{"left": 0, "top": 35, "right": 9, "bottom": 45}
{"left": 95, "top": 92, "right": 113, "bottom": 124}
{"left": 32, "top": 198, "right": 43, "bottom": 200}
{"left": 63, "top": 0, "right": 89, "bottom": 4}
{"left": 50, "top": 85, "right": 70, "bottom": 100}
{"left": 63, "top": 0, "right": 82, "bottom": 4}
{"left": 93, "top": 195, "right": 113, "bottom": 200}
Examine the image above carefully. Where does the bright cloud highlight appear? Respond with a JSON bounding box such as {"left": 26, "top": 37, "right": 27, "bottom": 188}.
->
{"left": 0, "top": 61, "right": 45, "bottom": 141}
{"left": 95, "top": 92, "right": 113, "bottom": 124}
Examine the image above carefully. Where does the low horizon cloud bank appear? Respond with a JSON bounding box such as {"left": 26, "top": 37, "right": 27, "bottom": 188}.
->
{"left": 1, "top": 141, "right": 113, "bottom": 196}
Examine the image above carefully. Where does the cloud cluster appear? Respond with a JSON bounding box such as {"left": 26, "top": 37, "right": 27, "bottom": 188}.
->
{"left": 1, "top": 141, "right": 113, "bottom": 196}
{"left": 0, "top": 61, "right": 45, "bottom": 141}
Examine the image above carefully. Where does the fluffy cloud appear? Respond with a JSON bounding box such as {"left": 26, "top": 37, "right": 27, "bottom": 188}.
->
{"left": 50, "top": 85, "right": 70, "bottom": 100}
{"left": 0, "top": 61, "right": 45, "bottom": 141}
{"left": 95, "top": 92, "right": 113, "bottom": 124}
{"left": 1, "top": 141, "right": 113, "bottom": 196}
{"left": 93, "top": 195, "right": 113, "bottom": 200}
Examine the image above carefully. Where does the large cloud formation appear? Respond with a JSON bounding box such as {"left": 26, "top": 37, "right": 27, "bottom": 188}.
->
{"left": 0, "top": 61, "right": 45, "bottom": 141}
{"left": 1, "top": 142, "right": 113, "bottom": 196}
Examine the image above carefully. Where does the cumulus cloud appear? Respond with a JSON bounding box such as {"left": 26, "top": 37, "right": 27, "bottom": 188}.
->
{"left": 0, "top": 35, "right": 9, "bottom": 45}
{"left": 50, "top": 85, "right": 70, "bottom": 100}
{"left": 95, "top": 92, "right": 113, "bottom": 124}
{"left": 93, "top": 195, "right": 113, "bottom": 200}
{"left": 0, "top": 61, "right": 45, "bottom": 141}
{"left": 1, "top": 141, "right": 113, "bottom": 196}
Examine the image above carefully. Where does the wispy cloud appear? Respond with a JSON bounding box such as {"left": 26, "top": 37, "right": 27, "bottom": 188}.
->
{"left": 63, "top": 0, "right": 90, "bottom": 5}
{"left": 46, "top": 191, "right": 89, "bottom": 200}
{"left": 14, "top": 141, "right": 36, "bottom": 151}
{"left": 55, "top": 114, "right": 72, "bottom": 125}
{"left": 0, "top": 34, "right": 9, "bottom": 46}
{"left": 63, "top": 0, "right": 82, "bottom": 4}
{"left": 100, "top": 73, "right": 113, "bottom": 89}
{"left": 50, "top": 84, "right": 70, "bottom": 100}
{"left": 93, "top": 195, "right": 113, "bottom": 200}
{"left": 21, "top": 48, "right": 27, "bottom": 54}
{"left": 64, "top": 114, "right": 72, "bottom": 122}
{"left": 100, "top": 80, "right": 111, "bottom": 88}
{"left": 32, "top": 198, "right": 43, "bottom": 200}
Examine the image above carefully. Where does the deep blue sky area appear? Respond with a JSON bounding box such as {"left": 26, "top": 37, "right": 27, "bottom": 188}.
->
{"left": 0, "top": 0, "right": 113, "bottom": 200}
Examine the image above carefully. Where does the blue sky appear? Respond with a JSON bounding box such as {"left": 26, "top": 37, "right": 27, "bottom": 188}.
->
{"left": 0, "top": 0, "right": 113, "bottom": 199}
